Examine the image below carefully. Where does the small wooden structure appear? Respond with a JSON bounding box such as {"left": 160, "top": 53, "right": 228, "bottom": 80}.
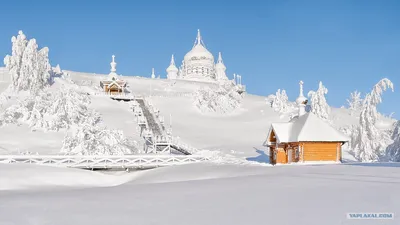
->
{"left": 266, "top": 112, "right": 349, "bottom": 165}
{"left": 100, "top": 79, "right": 127, "bottom": 95}
{"left": 100, "top": 55, "right": 127, "bottom": 95}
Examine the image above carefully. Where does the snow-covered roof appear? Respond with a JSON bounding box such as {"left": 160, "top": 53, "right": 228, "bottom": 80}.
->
{"left": 100, "top": 80, "right": 127, "bottom": 89}
{"left": 270, "top": 112, "right": 349, "bottom": 143}
{"left": 269, "top": 123, "right": 293, "bottom": 143}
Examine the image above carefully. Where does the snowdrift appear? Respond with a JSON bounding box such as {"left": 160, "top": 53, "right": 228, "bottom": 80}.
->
{"left": 0, "top": 163, "right": 138, "bottom": 191}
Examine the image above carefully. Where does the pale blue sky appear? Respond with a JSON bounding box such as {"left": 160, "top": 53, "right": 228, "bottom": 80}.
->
{"left": 0, "top": 0, "right": 399, "bottom": 117}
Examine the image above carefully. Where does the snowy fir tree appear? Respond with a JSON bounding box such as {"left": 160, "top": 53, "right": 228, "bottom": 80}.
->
{"left": 0, "top": 85, "right": 100, "bottom": 131}
{"left": 61, "top": 124, "right": 138, "bottom": 155}
{"left": 3, "top": 31, "right": 27, "bottom": 89}
{"left": 386, "top": 121, "right": 400, "bottom": 162}
{"left": 265, "top": 94, "right": 276, "bottom": 107}
{"left": 271, "top": 89, "right": 290, "bottom": 113}
{"left": 193, "top": 82, "right": 242, "bottom": 114}
{"left": 54, "top": 64, "right": 62, "bottom": 74}
{"left": 3, "top": 31, "right": 52, "bottom": 94}
{"left": 351, "top": 78, "right": 394, "bottom": 161}
{"left": 308, "top": 81, "right": 330, "bottom": 121}
{"left": 347, "top": 90, "right": 363, "bottom": 115}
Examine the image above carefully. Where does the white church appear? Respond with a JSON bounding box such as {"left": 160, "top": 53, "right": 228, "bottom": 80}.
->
{"left": 166, "top": 29, "right": 230, "bottom": 82}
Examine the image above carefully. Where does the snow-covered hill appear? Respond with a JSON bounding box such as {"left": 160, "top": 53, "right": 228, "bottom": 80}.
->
{"left": 1, "top": 67, "right": 398, "bottom": 161}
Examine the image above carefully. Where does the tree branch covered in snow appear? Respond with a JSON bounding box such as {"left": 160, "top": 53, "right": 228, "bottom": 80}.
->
{"left": 61, "top": 124, "right": 138, "bottom": 155}
{"left": 0, "top": 86, "right": 100, "bottom": 131}
{"left": 350, "top": 78, "right": 394, "bottom": 161}
{"left": 308, "top": 81, "right": 330, "bottom": 121}
{"left": 265, "top": 94, "right": 275, "bottom": 107}
{"left": 347, "top": 90, "right": 363, "bottom": 115}
{"left": 386, "top": 121, "right": 400, "bottom": 162}
{"left": 193, "top": 83, "right": 242, "bottom": 114}
{"left": 270, "top": 89, "right": 291, "bottom": 113}
{"left": 0, "top": 89, "right": 11, "bottom": 109}
{"left": 3, "top": 31, "right": 52, "bottom": 94}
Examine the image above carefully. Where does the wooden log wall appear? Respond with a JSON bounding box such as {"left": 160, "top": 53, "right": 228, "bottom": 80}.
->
{"left": 301, "top": 142, "right": 341, "bottom": 162}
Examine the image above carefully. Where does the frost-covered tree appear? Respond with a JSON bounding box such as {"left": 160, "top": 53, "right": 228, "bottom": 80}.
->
{"left": 4, "top": 31, "right": 27, "bottom": 88}
{"left": 271, "top": 89, "right": 290, "bottom": 113}
{"left": 61, "top": 124, "right": 138, "bottom": 155}
{"left": 193, "top": 82, "right": 242, "bottom": 114}
{"left": 340, "top": 125, "right": 359, "bottom": 148}
{"left": 0, "top": 86, "right": 100, "bottom": 131}
{"left": 352, "top": 78, "right": 394, "bottom": 161}
{"left": 347, "top": 90, "right": 363, "bottom": 115}
{"left": 308, "top": 81, "right": 330, "bottom": 121}
{"left": 386, "top": 121, "right": 400, "bottom": 162}
{"left": 0, "top": 88, "right": 12, "bottom": 110}
{"left": 54, "top": 64, "right": 62, "bottom": 74}
{"left": 3, "top": 31, "right": 51, "bottom": 94}
{"left": 265, "top": 94, "right": 275, "bottom": 107}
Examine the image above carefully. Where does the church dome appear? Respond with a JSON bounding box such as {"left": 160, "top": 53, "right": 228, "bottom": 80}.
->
{"left": 180, "top": 29, "right": 216, "bottom": 80}
{"left": 167, "top": 64, "right": 178, "bottom": 73}
{"left": 184, "top": 43, "right": 214, "bottom": 62}
{"left": 166, "top": 55, "right": 178, "bottom": 73}
{"left": 296, "top": 96, "right": 307, "bottom": 105}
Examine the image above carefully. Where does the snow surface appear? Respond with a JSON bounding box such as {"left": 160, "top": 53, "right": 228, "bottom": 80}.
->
{"left": 1, "top": 162, "right": 400, "bottom": 225}
{"left": 0, "top": 163, "right": 138, "bottom": 191}
{"left": 0, "top": 68, "right": 399, "bottom": 224}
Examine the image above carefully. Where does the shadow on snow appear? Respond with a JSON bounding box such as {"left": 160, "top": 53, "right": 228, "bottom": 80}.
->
{"left": 246, "top": 148, "right": 269, "bottom": 164}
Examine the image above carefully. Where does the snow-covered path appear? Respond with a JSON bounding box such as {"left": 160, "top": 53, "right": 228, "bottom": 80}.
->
{"left": 1, "top": 163, "right": 399, "bottom": 225}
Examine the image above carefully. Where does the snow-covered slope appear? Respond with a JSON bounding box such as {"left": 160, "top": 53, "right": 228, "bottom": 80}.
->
{"left": 2, "top": 68, "right": 397, "bottom": 161}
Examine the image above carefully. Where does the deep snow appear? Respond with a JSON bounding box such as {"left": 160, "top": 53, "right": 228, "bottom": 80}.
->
{"left": 0, "top": 69, "right": 399, "bottom": 225}
{"left": 1, "top": 162, "right": 399, "bottom": 225}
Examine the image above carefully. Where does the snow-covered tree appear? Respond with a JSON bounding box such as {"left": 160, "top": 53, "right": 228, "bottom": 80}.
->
{"left": 271, "top": 89, "right": 290, "bottom": 113}
{"left": 4, "top": 31, "right": 27, "bottom": 89}
{"left": 193, "top": 82, "right": 242, "bottom": 114}
{"left": 61, "top": 124, "right": 138, "bottom": 155}
{"left": 308, "top": 81, "right": 330, "bottom": 121}
{"left": 347, "top": 90, "right": 363, "bottom": 115}
{"left": 265, "top": 94, "right": 275, "bottom": 107}
{"left": 351, "top": 78, "right": 394, "bottom": 161}
{"left": 0, "top": 86, "right": 100, "bottom": 131}
{"left": 0, "top": 88, "right": 12, "bottom": 110}
{"left": 3, "top": 31, "right": 51, "bottom": 94}
{"left": 386, "top": 121, "right": 400, "bottom": 162}
{"left": 54, "top": 64, "right": 62, "bottom": 74}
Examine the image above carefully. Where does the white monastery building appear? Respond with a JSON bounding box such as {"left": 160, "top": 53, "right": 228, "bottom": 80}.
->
{"left": 166, "top": 29, "right": 229, "bottom": 82}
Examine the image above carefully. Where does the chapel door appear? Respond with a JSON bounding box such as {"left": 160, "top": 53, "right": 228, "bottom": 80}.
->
{"left": 287, "top": 149, "right": 293, "bottom": 163}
